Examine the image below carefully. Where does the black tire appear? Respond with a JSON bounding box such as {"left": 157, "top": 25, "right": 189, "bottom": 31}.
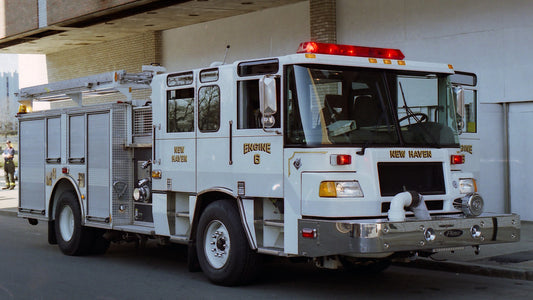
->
{"left": 54, "top": 191, "right": 94, "bottom": 256}
{"left": 196, "top": 200, "right": 260, "bottom": 286}
{"left": 341, "top": 257, "right": 391, "bottom": 275}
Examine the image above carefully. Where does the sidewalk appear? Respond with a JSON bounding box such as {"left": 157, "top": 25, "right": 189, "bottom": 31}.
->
{"left": 1, "top": 177, "right": 532, "bottom": 280}
{"left": 0, "top": 177, "right": 18, "bottom": 216}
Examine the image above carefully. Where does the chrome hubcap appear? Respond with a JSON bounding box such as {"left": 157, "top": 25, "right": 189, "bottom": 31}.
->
{"left": 204, "top": 220, "right": 230, "bottom": 269}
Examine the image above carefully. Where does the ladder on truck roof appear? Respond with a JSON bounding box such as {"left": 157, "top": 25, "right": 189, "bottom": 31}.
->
{"left": 18, "top": 65, "right": 165, "bottom": 105}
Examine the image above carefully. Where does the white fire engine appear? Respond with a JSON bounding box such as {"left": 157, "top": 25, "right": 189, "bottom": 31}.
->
{"left": 17, "top": 42, "right": 520, "bottom": 286}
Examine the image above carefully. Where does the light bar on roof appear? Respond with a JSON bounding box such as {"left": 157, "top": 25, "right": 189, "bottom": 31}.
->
{"left": 297, "top": 41, "right": 405, "bottom": 60}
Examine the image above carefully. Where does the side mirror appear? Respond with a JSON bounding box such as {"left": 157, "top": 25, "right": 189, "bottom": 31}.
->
{"left": 259, "top": 75, "right": 277, "bottom": 128}
{"left": 453, "top": 86, "right": 465, "bottom": 133}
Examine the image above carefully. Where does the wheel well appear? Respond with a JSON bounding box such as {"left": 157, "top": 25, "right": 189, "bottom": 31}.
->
{"left": 190, "top": 191, "right": 237, "bottom": 243}
{"left": 49, "top": 178, "right": 78, "bottom": 222}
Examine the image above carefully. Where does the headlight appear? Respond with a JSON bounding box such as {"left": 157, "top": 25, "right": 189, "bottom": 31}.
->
{"left": 319, "top": 181, "right": 364, "bottom": 197}
{"left": 133, "top": 188, "right": 141, "bottom": 201}
{"left": 459, "top": 178, "right": 477, "bottom": 194}
{"left": 133, "top": 179, "right": 151, "bottom": 202}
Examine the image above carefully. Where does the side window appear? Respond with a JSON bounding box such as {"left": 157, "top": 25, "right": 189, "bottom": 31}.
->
{"left": 198, "top": 85, "right": 220, "bottom": 132}
{"left": 167, "top": 88, "right": 194, "bottom": 133}
{"left": 237, "top": 80, "right": 261, "bottom": 129}
{"left": 237, "top": 79, "right": 280, "bottom": 129}
{"left": 463, "top": 89, "right": 477, "bottom": 133}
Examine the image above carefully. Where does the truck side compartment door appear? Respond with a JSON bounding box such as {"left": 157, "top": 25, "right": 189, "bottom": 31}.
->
{"left": 87, "top": 112, "right": 111, "bottom": 219}
{"left": 19, "top": 119, "right": 46, "bottom": 213}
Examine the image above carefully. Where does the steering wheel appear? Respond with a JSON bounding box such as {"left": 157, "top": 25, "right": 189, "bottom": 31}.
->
{"left": 398, "top": 112, "right": 428, "bottom": 124}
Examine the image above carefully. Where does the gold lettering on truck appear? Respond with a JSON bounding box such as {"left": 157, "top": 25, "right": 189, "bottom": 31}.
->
{"left": 390, "top": 150, "right": 405, "bottom": 158}
{"left": 408, "top": 150, "right": 432, "bottom": 158}
{"left": 243, "top": 143, "right": 271, "bottom": 154}
{"left": 460, "top": 145, "right": 473, "bottom": 154}
{"left": 172, "top": 146, "right": 187, "bottom": 163}
{"left": 390, "top": 150, "right": 432, "bottom": 158}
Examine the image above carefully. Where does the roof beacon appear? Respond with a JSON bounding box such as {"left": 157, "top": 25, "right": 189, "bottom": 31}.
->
{"left": 297, "top": 41, "right": 405, "bottom": 60}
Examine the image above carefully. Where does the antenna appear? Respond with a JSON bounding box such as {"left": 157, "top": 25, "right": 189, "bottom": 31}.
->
{"left": 222, "top": 45, "right": 230, "bottom": 64}
{"left": 210, "top": 45, "right": 231, "bottom": 67}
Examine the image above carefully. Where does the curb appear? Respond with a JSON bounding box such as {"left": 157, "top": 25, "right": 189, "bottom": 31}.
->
{"left": 396, "top": 258, "right": 533, "bottom": 281}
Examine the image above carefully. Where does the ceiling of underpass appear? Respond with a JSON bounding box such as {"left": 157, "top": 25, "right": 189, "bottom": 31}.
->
{"left": 0, "top": 0, "right": 304, "bottom": 54}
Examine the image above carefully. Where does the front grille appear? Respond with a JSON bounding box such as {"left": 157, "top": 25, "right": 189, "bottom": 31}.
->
{"left": 378, "top": 162, "right": 445, "bottom": 196}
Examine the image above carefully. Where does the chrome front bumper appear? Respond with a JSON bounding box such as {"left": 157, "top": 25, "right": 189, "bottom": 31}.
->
{"left": 298, "top": 213, "right": 520, "bottom": 257}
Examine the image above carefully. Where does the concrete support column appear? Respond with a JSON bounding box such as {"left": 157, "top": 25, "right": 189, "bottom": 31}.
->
{"left": 309, "top": 0, "right": 336, "bottom": 43}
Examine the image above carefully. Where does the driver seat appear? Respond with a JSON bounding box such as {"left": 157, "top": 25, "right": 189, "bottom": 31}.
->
{"left": 322, "top": 94, "right": 348, "bottom": 125}
{"left": 353, "top": 95, "right": 382, "bottom": 128}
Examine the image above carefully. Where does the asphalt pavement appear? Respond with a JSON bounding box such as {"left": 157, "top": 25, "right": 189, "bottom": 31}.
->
{"left": 1, "top": 177, "right": 532, "bottom": 281}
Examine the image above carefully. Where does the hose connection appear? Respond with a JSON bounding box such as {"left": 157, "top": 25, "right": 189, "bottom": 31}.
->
{"left": 387, "top": 191, "right": 431, "bottom": 222}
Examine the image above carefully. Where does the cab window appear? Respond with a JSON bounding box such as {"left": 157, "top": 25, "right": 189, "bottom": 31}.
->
{"left": 198, "top": 85, "right": 220, "bottom": 132}
{"left": 237, "top": 79, "right": 280, "bottom": 129}
{"left": 167, "top": 88, "right": 194, "bottom": 132}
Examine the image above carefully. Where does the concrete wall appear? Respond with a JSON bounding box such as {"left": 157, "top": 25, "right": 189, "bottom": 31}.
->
{"left": 3, "top": 0, "right": 38, "bottom": 37}
{"left": 161, "top": 1, "right": 309, "bottom": 72}
{"left": 46, "top": 0, "right": 137, "bottom": 24}
{"left": 337, "top": 0, "right": 533, "bottom": 104}
{"left": 508, "top": 103, "right": 533, "bottom": 219}
{"left": 47, "top": 31, "right": 161, "bottom": 82}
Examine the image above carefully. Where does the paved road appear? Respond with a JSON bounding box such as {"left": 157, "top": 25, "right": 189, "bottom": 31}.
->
{"left": 1, "top": 215, "right": 533, "bottom": 299}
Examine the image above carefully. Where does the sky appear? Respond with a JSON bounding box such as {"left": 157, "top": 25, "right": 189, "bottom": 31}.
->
{"left": 0, "top": 53, "right": 48, "bottom": 88}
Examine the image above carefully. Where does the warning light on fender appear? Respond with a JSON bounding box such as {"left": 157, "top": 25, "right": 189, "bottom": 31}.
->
{"left": 330, "top": 154, "right": 352, "bottom": 166}
{"left": 152, "top": 170, "right": 162, "bottom": 179}
{"left": 302, "top": 228, "right": 317, "bottom": 239}
{"left": 451, "top": 155, "right": 465, "bottom": 165}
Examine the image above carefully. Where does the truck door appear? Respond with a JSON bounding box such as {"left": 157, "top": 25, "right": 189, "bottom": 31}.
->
{"left": 196, "top": 68, "right": 228, "bottom": 192}
{"left": 232, "top": 76, "right": 283, "bottom": 198}
{"left": 19, "top": 118, "right": 46, "bottom": 213}
{"left": 196, "top": 65, "right": 283, "bottom": 198}
{"left": 153, "top": 71, "right": 197, "bottom": 193}
{"left": 86, "top": 112, "right": 111, "bottom": 219}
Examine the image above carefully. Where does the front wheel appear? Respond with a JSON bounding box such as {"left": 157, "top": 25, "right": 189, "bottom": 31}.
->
{"left": 196, "top": 200, "right": 260, "bottom": 286}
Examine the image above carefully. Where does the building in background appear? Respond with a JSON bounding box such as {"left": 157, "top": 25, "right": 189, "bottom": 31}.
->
{"left": 0, "top": 71, "right": 19, "bottom": 134}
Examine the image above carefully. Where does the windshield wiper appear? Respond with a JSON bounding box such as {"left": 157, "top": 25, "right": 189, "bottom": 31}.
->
{"left": 399, "top": 82, "right": 421, "bottom": 124}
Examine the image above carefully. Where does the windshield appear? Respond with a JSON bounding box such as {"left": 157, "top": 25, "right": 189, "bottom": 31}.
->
{"left": 285, "top": 65, "right": 459, "bottom": 148}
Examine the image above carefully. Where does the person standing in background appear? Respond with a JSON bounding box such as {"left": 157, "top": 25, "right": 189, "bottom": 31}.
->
{"left": 2, "top": 140, "right": 15, "bottom": 190}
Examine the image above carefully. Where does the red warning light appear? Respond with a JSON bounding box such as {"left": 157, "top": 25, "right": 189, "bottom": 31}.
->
{"left": 297, "top": 41, "right": 405, "bottom": 60}
{"left": 451, "top": 155, "right": 465, "bottom": 165}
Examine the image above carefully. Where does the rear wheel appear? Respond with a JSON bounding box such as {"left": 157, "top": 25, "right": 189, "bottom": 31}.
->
{"left": 54, "top": 191, "right": 95, "bottom": 256}
{"left": 196, "top": 200, "right": 260, "bottom": 286}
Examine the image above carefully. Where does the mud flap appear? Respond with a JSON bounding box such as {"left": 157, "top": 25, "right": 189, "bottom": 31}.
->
{"left": 187, "top": 240, "right": 201, "bottom": 272}
{"left": 48, "top": 220, "right": 57, "bottom": 245}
